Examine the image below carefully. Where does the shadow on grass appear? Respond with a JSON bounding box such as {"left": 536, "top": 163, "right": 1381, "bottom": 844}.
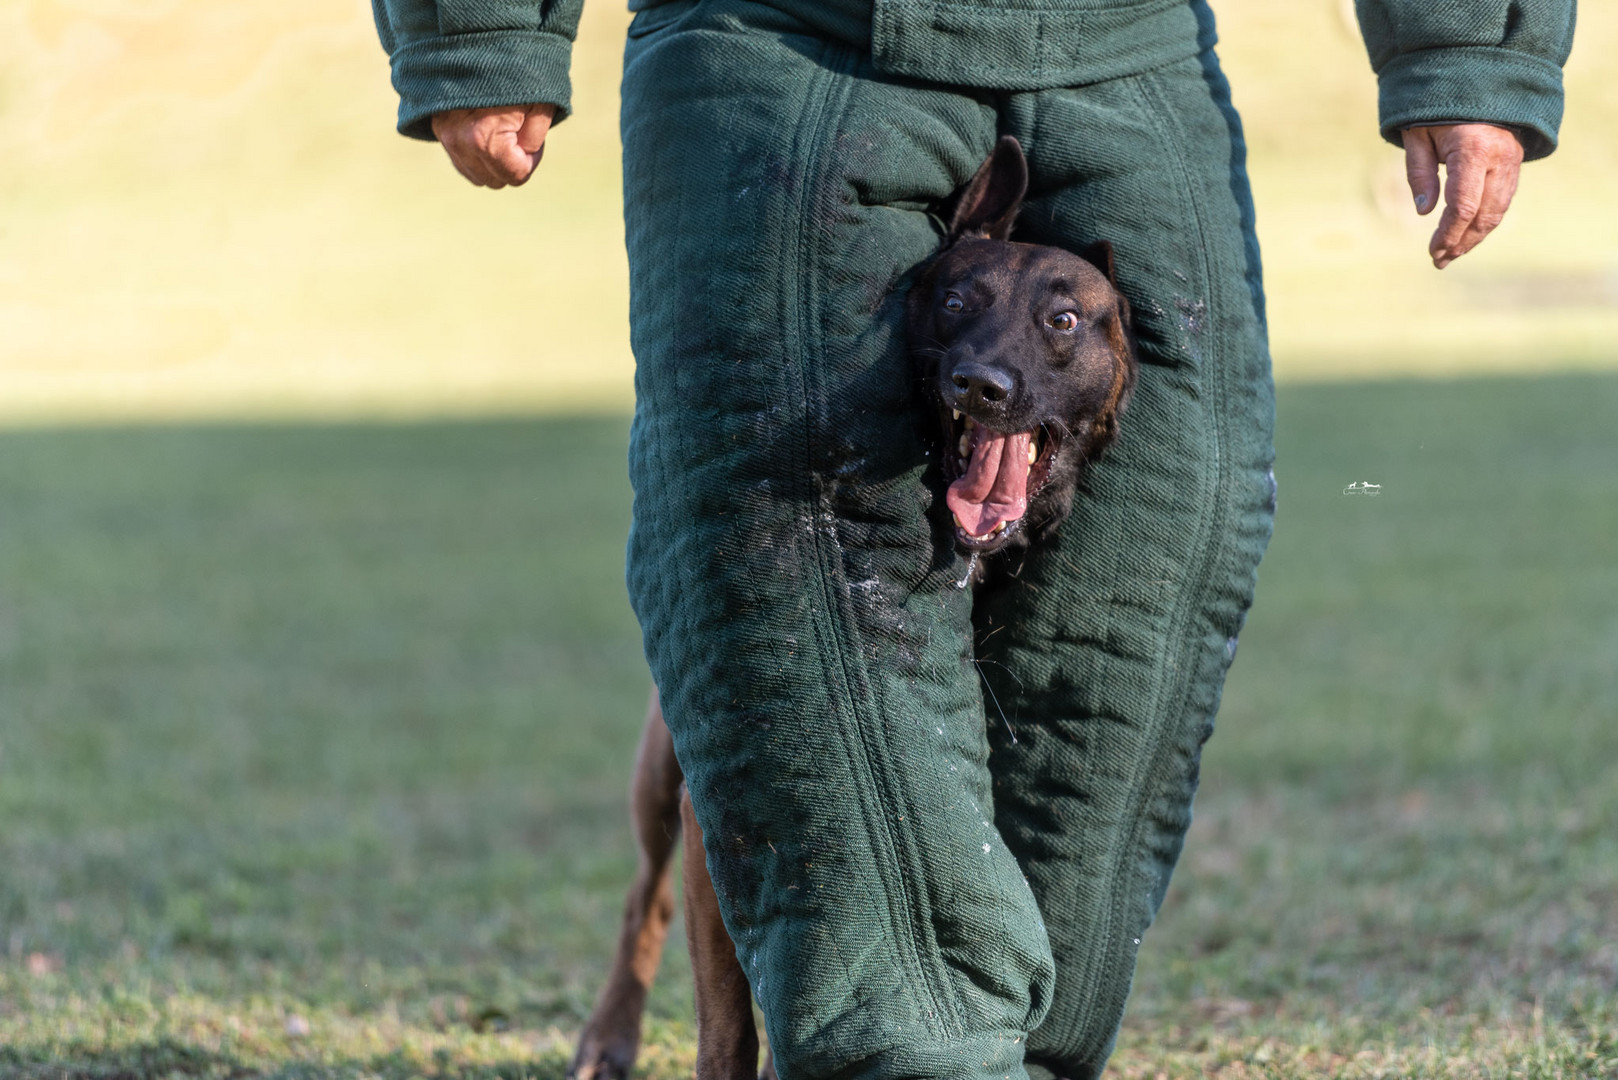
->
{"left": 1, "top": 1040, "right": 567, "bottom": 1080}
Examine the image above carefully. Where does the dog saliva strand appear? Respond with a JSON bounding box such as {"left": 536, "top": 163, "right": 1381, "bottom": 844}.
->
{"left": 955, "top": 552, "right": 978, "bottom": 589}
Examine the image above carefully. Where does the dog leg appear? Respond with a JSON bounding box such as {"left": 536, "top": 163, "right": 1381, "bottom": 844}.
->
{"left": 681, "top": 784, "right": 761, "bottom": 1080}
{"left": 571, "top": 689, "right": 684, "bottom": 1080}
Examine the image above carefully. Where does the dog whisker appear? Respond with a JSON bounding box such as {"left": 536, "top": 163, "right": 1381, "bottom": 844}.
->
{"left": 970, "top": 656, "right": 1025, "bottom": 691}
{"left": 972, "top": 658, "right": 1017, "bottom": 744}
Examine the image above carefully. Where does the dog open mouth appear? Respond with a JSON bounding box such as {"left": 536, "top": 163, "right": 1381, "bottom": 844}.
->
{"left": 941, "top": 409, "right": 1058, "bottom": 551}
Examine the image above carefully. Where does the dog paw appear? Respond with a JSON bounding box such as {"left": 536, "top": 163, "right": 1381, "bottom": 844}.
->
{"left": 568, "top": 1029, "right": 638, "bottom": 1080}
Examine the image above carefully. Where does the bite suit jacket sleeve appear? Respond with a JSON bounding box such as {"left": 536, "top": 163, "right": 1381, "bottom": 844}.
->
{"left": 367, "top": 0, "right": 1577, "bottom": 158}
{"left": 1355, "top": 0, "right": 1576, "bottom": 160}
{"left": 370, "top": 0, "right": 583, "bottom": 140}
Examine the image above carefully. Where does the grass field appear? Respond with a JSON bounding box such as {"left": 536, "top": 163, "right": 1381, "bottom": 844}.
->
{"left": 2, "top": 373, "right": 1615, "bottom": 1078}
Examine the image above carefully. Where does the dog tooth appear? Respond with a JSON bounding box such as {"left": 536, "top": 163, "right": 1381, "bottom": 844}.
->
{"left": 958, "top": 434, "right": 970, "bottom": 458}
{"left": 1027, "top": 441, "right": 1038, "bottom": 464}
{"left": 952, "top": 409, "right": 961, "bottom": 421}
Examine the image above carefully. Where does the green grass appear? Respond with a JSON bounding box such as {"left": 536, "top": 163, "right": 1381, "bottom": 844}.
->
{"left": 2, "top": 374, "right": 1616, "bottom": 1078}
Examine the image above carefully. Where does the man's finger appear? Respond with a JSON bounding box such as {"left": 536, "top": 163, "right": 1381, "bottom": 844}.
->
{"left": 432, "top": 126, "right": 477, "bottom": 185}
{"left": 470, "top": 115, "right": 523, "bottom": 188}
{"left": 1441, "top": 162, "right": 1519, "bottom": 266}
{"left": 445, "top": 151, "right": 485, "bottom": 187}
{"left": 488, "top": 130, "right": 539, "bottom": 186}
{"left": 446, "top": 132, "right": 505, "bottom": 188}
{"left": 430, "top": 104, "right": 552, "bottom": 190}
{"left": 460, "top": 146, "right": 509, "bottom": 189}
{"left": 433, "top": 114, "right": 501, "bottom": 188}
{"left": 440, "top": 139, "right": 485, "bottom": 186}
{"left": 1402, "top": 128, "right": 1441, "bottom": 216}
{"left": 492, "top": 105, "right": 555, "bottom": 185}
{"left": 516, "top": 105, "right": 554, "bottom": 155}
{"left": 478, "top": 114, "right": 536, "bottom": 186}
{"left": 1430, "top": 148, "right": 1487, "bottom": 266}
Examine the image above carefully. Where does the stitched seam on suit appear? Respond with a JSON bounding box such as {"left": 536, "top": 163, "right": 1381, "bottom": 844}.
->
{"left": 733, "top": 541, "right": 873, "bottom": 1010}
{"left": 1069, "top": 67, "right": 1231, "bottom": 1065}
{"left": 735, "top": 59, "right": 881, "bottom": 1031}
{"left": 787, "top": 43, "right": 960, "bottom": 1039}
{"left": 718, "top": 51, "right": 873, "bottom": 1038}
{"left": 1096, "top": 65, "right": 1236, "bottom": 1059}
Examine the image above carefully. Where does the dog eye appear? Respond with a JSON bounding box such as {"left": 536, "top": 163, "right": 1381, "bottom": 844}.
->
{"left": 943, "top": 293, "right": 965, "bottom": 313}
{"left": 1048, "top": 311, "right": 1079, "bottom": 331}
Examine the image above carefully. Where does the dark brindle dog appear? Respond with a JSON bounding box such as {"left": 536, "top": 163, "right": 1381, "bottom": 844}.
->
{"left": 570, "top": 136, "right": 1138, "bottom": 1080}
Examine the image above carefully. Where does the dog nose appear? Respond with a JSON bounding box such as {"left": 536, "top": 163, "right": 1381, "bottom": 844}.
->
{"left": 948, "top": 363, "right": 1014, "bottom": 409}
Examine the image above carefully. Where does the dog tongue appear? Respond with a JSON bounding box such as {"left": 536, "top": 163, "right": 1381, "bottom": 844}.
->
{"left": 946, "top": 429, "right": 1032, "bottom": 538}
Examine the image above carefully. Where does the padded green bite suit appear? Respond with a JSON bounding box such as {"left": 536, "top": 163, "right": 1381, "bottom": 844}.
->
{"left": 371, "top": 1, "right": 1572, "bottom": 1076}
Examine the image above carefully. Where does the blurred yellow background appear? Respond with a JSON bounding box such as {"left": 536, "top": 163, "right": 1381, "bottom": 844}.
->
{"left": 1, "top": 0, "right": 1614, "bottom": 424}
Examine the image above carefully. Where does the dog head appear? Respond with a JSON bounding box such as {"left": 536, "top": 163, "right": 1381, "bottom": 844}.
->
{"left": 908, "top": 135, "right": 1138, "bottom": 555}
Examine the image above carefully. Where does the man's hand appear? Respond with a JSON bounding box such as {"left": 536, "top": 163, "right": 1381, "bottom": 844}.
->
{"left": 1402, "top": 123, "right": 1524, "bottom": 270}
{"left": 431, "top": 104, "right": 557, "bottom": 189}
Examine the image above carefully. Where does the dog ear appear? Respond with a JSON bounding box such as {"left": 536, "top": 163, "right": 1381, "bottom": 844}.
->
{"left": 1110, "top": 289, "right": 1134, "bottom": 342}
{"left": 1080, "top": 237, "right": 1135, "bottom": 360}
{"left": 1079, "top": 240, "right": 1118, "bottom": 286}
{"left": 947, "top": 135, "right": 1028, "bottom": 242}
{"left": 1096, "top": 296, "right": 1139, "bottom": 446}
{"left": 1087, "top": 241, "right": 1138, "bottom": 455}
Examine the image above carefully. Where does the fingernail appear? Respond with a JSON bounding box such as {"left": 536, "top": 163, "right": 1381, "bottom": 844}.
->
{"left": 1414, "top": 193, "right": 1430, "bottom": 212}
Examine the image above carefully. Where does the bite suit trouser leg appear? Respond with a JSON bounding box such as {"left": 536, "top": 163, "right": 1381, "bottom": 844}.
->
{"left": 620, "top": 6, "right": 1276, "bottom": 1080}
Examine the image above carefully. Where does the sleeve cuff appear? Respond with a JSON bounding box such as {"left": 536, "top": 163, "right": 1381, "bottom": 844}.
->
{"left": 1376, "top": 45, "right": 1565, "bottom": 161}
{"left": 390, "top": 29, "right": 574, "bottom": 141}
